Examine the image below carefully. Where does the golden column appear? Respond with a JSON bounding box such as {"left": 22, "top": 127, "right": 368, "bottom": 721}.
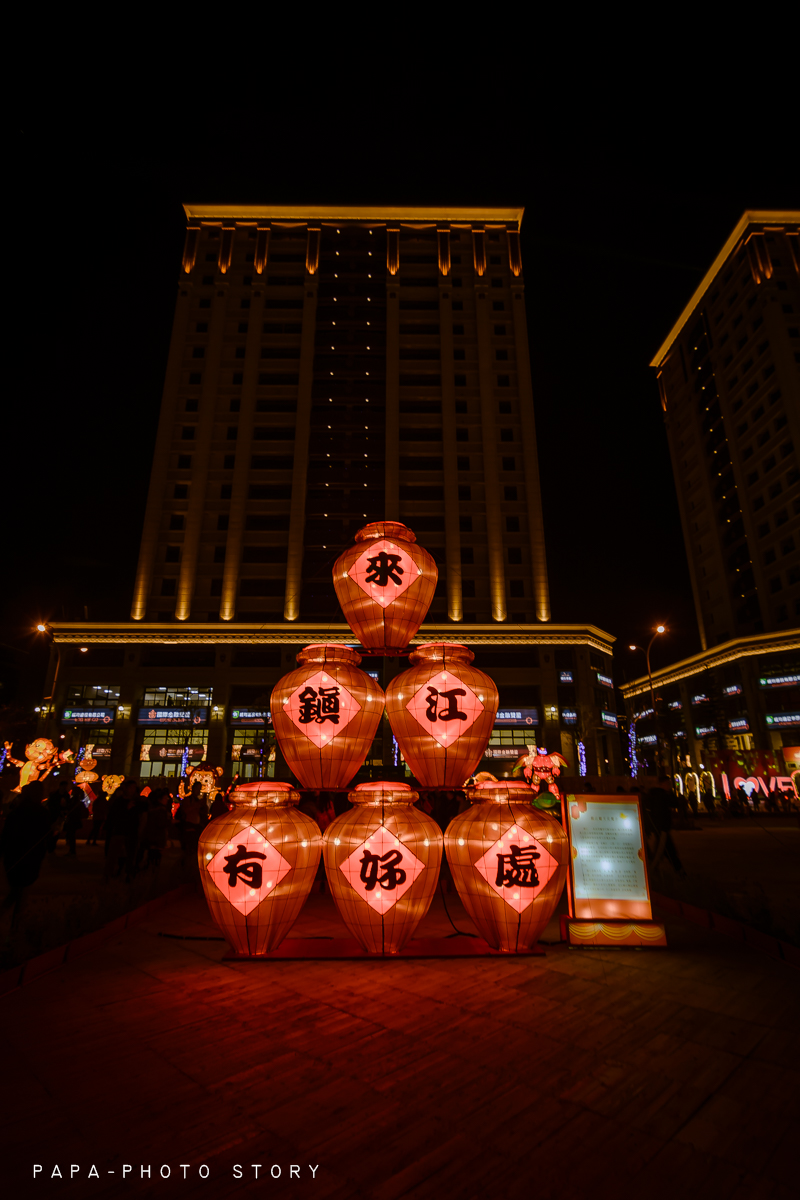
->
{"left": 510, "top": 280, "right": 551, "bottom": 622}
{"left": 130, "top": 285, "right": 195, "bottom": 620}
{"left": 283, "top": 229, "right": 319, "bottom": 621}
{"left": 472, "top": 228, "right": 507, "bottom": 622}
{"left": 384, "top": 227, "right": 400, "bottom": 521}
{"left": 175, "top": 273, "right": 230, "bottom": 621}
{"left": 438, "top": 227, "right": 463, "bottom": 622}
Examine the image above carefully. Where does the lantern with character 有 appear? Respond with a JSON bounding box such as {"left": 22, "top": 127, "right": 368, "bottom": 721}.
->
{"left": 198, "top": 781, "right": 322, "bottom": 956}
{"left": 333, "top": 522, "right": 437, "bottom": 654}
{"left": 323, "top": 782, "right": 443, "bottom": 954}
{"left": 271, "top": 644, "right": 385, "bottom": 789}
{"left": 444, "top": 781, "right": 568, "bottom": 953}
{"left": 385, "top": 643, "right": 499, "bottom": 787}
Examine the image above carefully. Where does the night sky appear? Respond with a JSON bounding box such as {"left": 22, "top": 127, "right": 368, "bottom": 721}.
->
{"left": 6, "top": 75, "right": 796, "bottom": 704}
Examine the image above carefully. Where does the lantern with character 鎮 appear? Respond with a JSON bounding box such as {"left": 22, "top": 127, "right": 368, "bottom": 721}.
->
{"left": 323, "top": 782, "right": 443, "bottom": 954}
{"left": 332, "top": 522, "right": 437, "bottom": 654}
{"left": 271, "top": 644, "right": 384, "bottom": 789}
{"left": 385, "top": 643, "right": 499, "bottom": 787}
{"left": 198, "top": 781, "right": 322, "bottom": 956}
{"left": 444, "top": 780, "right": 568, "bottom": 953}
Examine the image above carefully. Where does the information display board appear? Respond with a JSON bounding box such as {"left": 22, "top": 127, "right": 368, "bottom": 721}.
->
{"left": 565, "top": 795, "right": 652, "bottom": 920}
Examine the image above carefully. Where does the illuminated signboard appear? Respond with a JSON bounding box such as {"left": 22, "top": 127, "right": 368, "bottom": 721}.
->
{"left": 61, "top": 708, "right": 116, "bottom": 725}
{"left": 760, "top": 674, "right": 800, "bottom": 688}
{"left": 92, "top": 746, "right": 113, "bottom": 758}
{"left": 596, "top": 673, "right": 613, "bottom": 689}
{"left": 559, "top": 670, "right": 574, "bottom": 683}
{"left": 765, "top": 713, "right": 800, "bottom": 727}
{"left": 638, "top": 734, "right": 657, "bottom": 744}
{"left": 723, "top": 684, "right": 742, "bottom": 696}
{"left": 494, "top": 708, "right": 539, "bottom": 726}
{"left": 634, "top": 707, "right": 654, "bottom": 720}
{"left": 229, "top": 710, "right": 269, "bottom": 726}
{"left": 696, "top": 725, "right": 715, "bottom": 736}
{"left": 601, "top": 711, "right": 618, "bottom": 728}
{"left": 668, "top": 700, "right": 683, "bottom": 711}
{"left": 728, "top": 718, "right": 749, "bottom": 731}
{"left": 691, "top": 694, "right": 709, "bottom": 705}
{"left": 484, "top": 746, "right": 525, "bottom": 759}
{"left": 139, "top": 744, "right": 207, "bottom": 762}
{"left": 137, "top": 708, "right": 209, "bottom": 726}
{"left": 566, "top": 796, "right": 652, "bottom": 920}
{"left": 561, "top": 709, "right": 578, "bottom": 725}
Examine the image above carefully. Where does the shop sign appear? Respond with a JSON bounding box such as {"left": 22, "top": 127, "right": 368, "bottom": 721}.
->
{"left": 484, "top": 746, "right": 525, "bottom": 759}
{"left": 728, "top": 718, "right": 749, "bottom": 732}
{"left": 494, "top": 708, "right": 539, "bottom": 727}
{"left": 231, "top": 746, "right": 264, "bottom": 760}
{"left": 723, "top": 684, "right": 742, "bottom": 696}
{"left": 759, "top": 674, "right": 800, "bottom": 689}
{"left": 638, "top": 734, "right": 657, "bottom": 744}
{"left": 766, "top": 713, "right": 800, "bottom": 728}
{"left": 668, "top": 700, "right": 682, "bottom": 710}
{"left": 61, "top": 708, "right": 115, "bottom": 725}
{"left": 229, "top": 709, "right": 269, "bottom": 726}
{"left": 601, "top": 711, "right": 618, "bottom": 728}
{"left": 92, "top": 746, "right": 113, "bottom": 759}
{"left": 596, "top": 672, "right": 613, "bottom": 689}
{"left": 139, "top": 744, "right": 207, "bottom": 762}
{"left": 561, "top": 709, "right": 578, "bottom": 725}
{"left": 691, "top": 693, "right": 709, "bottom": 705}
{"left": 137, "top": 707, "right": 208, "bottom": 725}
{"left": 696, "top": 725, "right": 715, "bottom": 736}
{"left": 559, "top": 670, "right": 574, "bottom": 683}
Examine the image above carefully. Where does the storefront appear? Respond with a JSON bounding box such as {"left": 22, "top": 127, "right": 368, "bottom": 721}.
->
{"left": 136, "top": 686, "right": 212, "bottom": 780}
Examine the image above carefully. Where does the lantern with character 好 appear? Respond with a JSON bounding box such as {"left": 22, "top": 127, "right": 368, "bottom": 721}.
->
{"left": 323, "top": 782, "right": 443, "bottom": 954}
{"left": 198, "top": 781, "right": 322, "bottom": 956}
{"left": 333, "top": 522, "right": 437, "bottom": 654}
{"left": 444, "top": 780, "right": 568, "bottom": 953}
{"left": 271, "top": 644, "right": 385, "bottom": 789}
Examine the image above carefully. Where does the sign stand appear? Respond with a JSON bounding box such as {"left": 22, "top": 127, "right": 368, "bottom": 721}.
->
{"left": 560, "top": 793, "right": 667, "bottom": 948}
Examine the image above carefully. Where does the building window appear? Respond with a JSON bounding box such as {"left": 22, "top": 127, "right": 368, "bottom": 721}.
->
{"left": 226, "top": 426, "right": 238, "bottom": 440}
{"left": 229, "top": 398, "right": 241, "bottom": 412}
{"left": 462, "top": 580, "right": 476, "bottom": 598}
{"left": 189, "top": 373, "right": 201, "bottom": 385}
{"left": 213, "top": 546, "right": 226, "bottom": 563}
{"left": 502, "top": 456, "right": 516, "bottom": 471}
{"left": 456, "top": 428, "right": 469, "bottom": 441}
{"left": 499, "top": 401, "right": 512, "bottom": 414}
{"left": 458, "top": 485, "right": 471, "bottom": 501}
{"left": 238, "top": 322, "right": 249, "bottom": 333}
{"left": 453, "top": 324, "right": 464, "bottom": 335}
{"left": 461, "top": 547, "right": 474, "bottom": 564}
{"left": 185, "top": 398, "right": 198, "bottom": 412}
{"left": 160, "top": 579, "right": 176, "bottom": 597}
{"left": 496, "top": 350, "right": 508, "bottom": 361}
{"left": 457, "top": 456, "right": 470, "bottom": 470}
{"left": 509, "top": 579, "right": 524, "bottom": 597}
{"left": 173, "top": 484, "right": 188, "bottom": 499}
{"left": 177, "top": 455, "right": 191, "bottom": 469}
{"left": 769, "top": 576, "right": 783, "bottom": 593}
{"left": 508, "top": 547, "right": 522, "bottom": 565}
{"left": 453, "top": 348, "right": 466, "bottom": 360}
{"left": 223, "top": 455, "right": 235, "bottom": 470}
{"left": 506, "top": 516, "right": 520, "bottom": 532}
{"left": 454, "top": 374, "right": 467, "bottom": 387}
{"left": 492, "top": 301, "right": 505, "bottom": 311}
{"left": 192, "top": 347, "right": 205, "bottom": 359}
{"left": 459, "top": 516, "right": 472, "bottom": 532}
{"left": 235, "top": 347, "right": 245, "bottom": 359}
{"left": 165, "top": 546, "right": 180, "bottom": 563}
{"left": 497, "top": 375, "right": 510, "bottom": 387}
{"left": 494, "top": 325, "right": 506, "bottom": 335}
{"left": 169, "top": 515, "right": 184, "bottom": 531}
{"left": 217, "top": 515, "right": 229, "bottom": 531}
{"left": 455, "top": 400, "right": 467, "bottom": 413}
{"left": 500, "top": 428, "right": 513, "bottom": 442}
{"left": 181, "top": 427, "right": 195, "bottom": 440}
{"left": 220, "top": 484, "right": 232, "bottom": 500}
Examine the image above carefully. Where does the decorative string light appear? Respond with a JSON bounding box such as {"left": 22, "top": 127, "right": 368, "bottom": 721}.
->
{"left": 577, "top": 740, "right": 587, "bottom": 777}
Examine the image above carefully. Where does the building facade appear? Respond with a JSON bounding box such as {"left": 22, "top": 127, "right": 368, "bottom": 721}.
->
{"left": 652, "top": 211, "right": 800, "bottom": 647}
{"left": 32, "top": 205, "right": 628, "bottom": 785}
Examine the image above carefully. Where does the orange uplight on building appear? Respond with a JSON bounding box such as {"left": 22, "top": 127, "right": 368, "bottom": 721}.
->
{"left": 271, "top": 644, "right": 384, "bottom": 790}
{"left": 385, "top": 643, "right": 499, "bottom": 787}
{"left": 332, "top": 522, "right": 437, "bottom": 654}
{"left": 322, "top": 781, "right": 443, "bottom": 954}
{"left": 197, "top": 781, "right": 321, "bottom": 957}
{"left": 444, "top": 781, "right": 568, "bottom": 953}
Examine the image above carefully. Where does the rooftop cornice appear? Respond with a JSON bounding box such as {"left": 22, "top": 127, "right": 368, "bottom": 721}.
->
{"left": 182, "top": 204, "right": 525, "bottom": 230}
{"left": 619, "top": 629, "right": 800, "bottom": 698}
{"left": 49, "top": 621, "right": 613, "bottom": 652}
{"left": 650, "top": 210, "right": 800, "bottom": 369}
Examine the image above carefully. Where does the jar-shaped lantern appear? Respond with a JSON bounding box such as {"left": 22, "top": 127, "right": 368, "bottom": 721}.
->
{"left": 444, "top": 781, "right": 568, "bottom": 953}
{"left": 271, "top": 643, "right": 385, "bottom": 789}
{"left": 198, "top": 781, "right": 322, "bottom": 957}
{"left": 385, "top": 643, "right": 499, "bottom": 787}
{"left": 323, "top": 782, "right": 443, "bottom": 954}
{"left": 333, "top": 522, "right": 437, "bottom": 653}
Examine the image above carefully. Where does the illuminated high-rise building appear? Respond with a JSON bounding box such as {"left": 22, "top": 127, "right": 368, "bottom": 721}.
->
{"left": 130, "top": 206, "right": 551, "bottom": 627}
{"left": 653, "top": 211, "right": 800, "bottom": 648}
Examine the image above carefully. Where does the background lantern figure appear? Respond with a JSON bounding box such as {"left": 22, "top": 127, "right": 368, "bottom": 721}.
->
{"left": 198, "top": 781, "right": 321, "bottom": 957}
{"left": 271, "top": 644, "right": 385, "bottom": 789}
{"left": 323, "top": 781, "right": 443, "bottom": 954}
{"left": 444, "top": 781, "right": 568, "bottom": 953}
{"left": 332, "top": 521, "right": 437, "bottom": 654}
{"left": 385, "top": 643, "right": 499, "bottom": 787}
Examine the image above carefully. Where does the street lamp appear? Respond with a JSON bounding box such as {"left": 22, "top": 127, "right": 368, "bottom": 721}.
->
{"left": 629, "top": 625, "right": 667, "bottom": 775}
{"left": 35, "top": 622, "right": 62, "bottom": 724}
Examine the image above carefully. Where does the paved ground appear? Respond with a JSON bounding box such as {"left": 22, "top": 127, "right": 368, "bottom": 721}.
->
{"left": 1, "top": 886, "right": 798, "bottom": 1200}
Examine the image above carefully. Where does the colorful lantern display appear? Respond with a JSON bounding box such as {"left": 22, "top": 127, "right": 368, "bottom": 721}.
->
{"left": 332, "top": 521, "right": 437, "bottom": 653}
{"left": 322, "top": 781, "right": 443, "bottom": 954}
{"left": 198, "top": 781, "right": 322, "bottom": 956}
{"left": 444, "top": 781, "right": 568, "bottom": 953}
{"left": 511, "top": 746, "right": 569, "bottom": 806}
{"left": 271, "top": 644, "right": 385, "bottom": 789}
{"left": 385, "top": 643, "right": 499, "bottom": 787}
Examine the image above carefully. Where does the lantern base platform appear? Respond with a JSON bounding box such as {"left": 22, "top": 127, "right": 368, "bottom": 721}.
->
{"left": 223, "top": 937, "right": 545, "bottom": 960}
{"left": 562, "top": 918, "right": 668, "bottom": 948}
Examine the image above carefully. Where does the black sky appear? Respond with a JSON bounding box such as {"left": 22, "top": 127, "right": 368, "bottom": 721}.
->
{"left": 5, "top": 59, "right": 797, "bottom": 702}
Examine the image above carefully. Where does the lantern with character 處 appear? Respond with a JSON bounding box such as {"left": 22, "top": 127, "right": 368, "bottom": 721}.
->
{"left": 271, "top": 644, "right": 385, "bottom": 789}
{"left": 323, "top": 782, "right": 443, "bottom": 954}
{"left": 198, "top": 781, "right": 322, "bottom": 956}
{"left": 444, "top": 780, "right": 568, "bottom": 953}
{"left": 385, "top": 643, "right": 499, "bottom": 787}
{"left": 333, "top": 521, "right": 437, "bottom": 654}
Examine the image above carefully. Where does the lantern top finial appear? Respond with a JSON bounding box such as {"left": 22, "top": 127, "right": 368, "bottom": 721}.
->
{"left": 229, "top": 781, "right": 303, "bottom": 807}
{"left": 348, "top": 780, "right": 419, "bottom": 806}
{"left": 355, "top": 521, "right": 417, "bottom": 544}
{"left": 467, "top": 780, "right": 536, "bottom": 805}
{"left": 297, "top": 643, "right": 363, "bottom": 667}
{"left": 408, "top": 641, "right": 475, "bottom": 667}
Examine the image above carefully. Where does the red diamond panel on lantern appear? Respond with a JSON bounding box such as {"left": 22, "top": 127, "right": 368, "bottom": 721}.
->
{"left": 283, "top": 670, "right": 361, "bottom": 748}
{"left": 347, "top": 540, "right": 420, "bottom": 609}
{"left": 405, "top": 670, "right": 483, "bottom": 748}
{"left": 206, "top": 825, "right": 292, "bottom": 916}
{"left": 339, "top": 825, "right": 425, "bottom": 914}
{"left": 473, "top": 823, "right": 559, "bottom": 914}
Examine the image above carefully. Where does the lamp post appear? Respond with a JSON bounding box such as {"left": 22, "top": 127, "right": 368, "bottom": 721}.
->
{"left": 35, "top": 623, "right": 61, "bottom": 732}
{"left": 629, "top": 625, "right": 667, "bottom": 776}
